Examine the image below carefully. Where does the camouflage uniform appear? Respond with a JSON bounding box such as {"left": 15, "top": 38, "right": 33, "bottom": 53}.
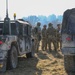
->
{"left": 47, "top": 23, "right": 57, "bottom": 51}
{"left": 41, "top": 25, "right": 47, "bottom": 51}
{"left": 56, "top": 24, "right": 62, "bottom": 50}
{"left": 34, "top": 22, "right": 41, "bottom": 52}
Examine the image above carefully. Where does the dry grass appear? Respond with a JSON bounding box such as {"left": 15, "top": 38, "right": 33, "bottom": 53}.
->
{"left": 0, "top": 42, "right": 68, "bottom": 75}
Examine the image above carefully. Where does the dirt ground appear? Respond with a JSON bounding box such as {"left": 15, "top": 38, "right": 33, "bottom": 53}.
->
{"left": 0, "top": 42, "right": 69, "bottom": 75}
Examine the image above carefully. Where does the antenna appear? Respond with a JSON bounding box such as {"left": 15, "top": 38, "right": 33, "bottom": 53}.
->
{"left": 6, "top": 0, "right": 8, "bottom": 18}
{"left": 3, "top": 0, "right": 11, "bottom": 35}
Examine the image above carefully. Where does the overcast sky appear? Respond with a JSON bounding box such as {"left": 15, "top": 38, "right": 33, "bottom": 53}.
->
{"left": 0, "top": 0, "right": 75, "bottom": 19}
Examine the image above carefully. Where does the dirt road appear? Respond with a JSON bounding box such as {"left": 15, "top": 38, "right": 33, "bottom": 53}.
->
{"left": 0, "top": 49, "right": 68, "bottom": 75}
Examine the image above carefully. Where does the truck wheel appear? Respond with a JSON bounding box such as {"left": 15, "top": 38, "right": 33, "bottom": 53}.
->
{"left": 26, "top": 52, "right": 33, "bottom": 58}
{"left": 7, "top": 45, "right": 18, "bottom": 69}
{"left": 64, "top": 55, "right": 75, "bottom": 73}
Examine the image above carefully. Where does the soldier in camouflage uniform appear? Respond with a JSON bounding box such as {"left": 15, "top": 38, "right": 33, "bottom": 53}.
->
{"left": 56, "top": 24, "right": 62, "bottom": 50}
{"left": 47, "top": 23, "right": 57, "bottom": 52}
{"left": 41, "top": 25, "right": 47, "bottom": 51}
{"left": 33, "top": 22, "right": 41, "bottom": 52}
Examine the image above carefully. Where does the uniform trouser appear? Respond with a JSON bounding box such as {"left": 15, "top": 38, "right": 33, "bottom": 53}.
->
{"left": 42, "top": 38, "right": 47, "bottom": 50}
{"left": 48, "top": 36, "right": 57, "bottom": 51}
{"left": 47, "top": 39, "right": 51, "bottom": 50}
{"left": 48, "top": 40, "right": 57, "bottom": 51}
{"left": 34, "top": 37, "right": 40, "bottom": 52}
{"left": 57, "top": 38, "right": 62, "bottom": 49}
{"left": 52, "top": 40, "right": 57, "bottom": 51}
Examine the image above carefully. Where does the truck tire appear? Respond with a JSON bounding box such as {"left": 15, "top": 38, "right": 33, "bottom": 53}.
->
{"left": 64, "top": 55, "right": 75, "bottom": 73}
{"left": 26, "top": 52, "right": 33, "bottom": 58}
{"left": 7, "top": 45, "right": 18, "bottom": 69}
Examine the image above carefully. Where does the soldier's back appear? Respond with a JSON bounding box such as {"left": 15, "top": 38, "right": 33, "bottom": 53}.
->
{"left": 47, "top": 27, "right": 56, "bottom": 35}
{"left": 42, "top": 28, "right": 47, "bottom": 37}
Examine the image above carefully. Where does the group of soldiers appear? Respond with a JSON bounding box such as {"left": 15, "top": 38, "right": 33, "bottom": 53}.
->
{"left": 32, "top": 22, "right": 61, "bottom": 52}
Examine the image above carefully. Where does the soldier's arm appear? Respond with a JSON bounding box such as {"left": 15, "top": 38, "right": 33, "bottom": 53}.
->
{"left": 46, "top": 29, "right": 49, "bottom": 36}
{"left": 39, "top": 27, "right": 41, "bottom": 34}
{"left": 41, "top": 29, "right": 43, "bottom": 34}
{"left": 54, "top": 28, "right": 57, "bottom": 37}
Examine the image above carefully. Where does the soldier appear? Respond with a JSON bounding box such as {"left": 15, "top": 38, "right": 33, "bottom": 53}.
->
{"left": 47, "top": 23, "right": 57, "bottom": 52}
{"left": 33, "top": 22, "right": 41, "bottom": 52}
{"left": 56, "top": 24, "right": 62, "bottom": 50}
{"left": 41, "top": 25, "right": 47, "bottom": 51}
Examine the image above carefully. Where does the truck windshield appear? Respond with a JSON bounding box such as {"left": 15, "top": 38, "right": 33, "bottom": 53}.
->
{"left": 0, "top": 22, "right": 3, "bottom": 35}
{"left": 3, "top": 18, "right": 10, "bottom": 35}
{"left": 3, "top": 22, "right": 10, "bottom": 35}
{"left": 11, "top": 23, "right": 17, "bottom": 35}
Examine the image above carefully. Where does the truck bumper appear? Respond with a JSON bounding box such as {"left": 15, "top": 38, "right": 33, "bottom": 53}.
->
{"left": 61, "top": 47, "right": 75, "bottom": 55}
{"left": 0, "top": 58, "right": 7, "bottom": 72}
{"left": 0, "top": 50, "right": 8, "bottom": 72}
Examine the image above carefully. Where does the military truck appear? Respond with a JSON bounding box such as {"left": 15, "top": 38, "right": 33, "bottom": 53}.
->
{"left": 0, "top": 0, "right": 34, "bottom": 72}
{"left": 61, "top": 8, "right": 75, "bottom": 73}
{"left": 0, "top": 0, "right": 35, "bottom": 72}
{"left": 0, "top": 17, "right": 35, "bottom": 72}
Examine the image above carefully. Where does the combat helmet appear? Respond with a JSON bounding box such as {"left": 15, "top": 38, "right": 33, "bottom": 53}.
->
{"left": 48, "top": 23, "right": 53, "bottom": 27}
{"left": 57, "top": 24, "right": 60, "bottom": 26}
{"left": 37, "top": 22, "right": 41, "bottom": 26}
{"left": 43, "top": 25, "right": 47, "bottom": 27}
